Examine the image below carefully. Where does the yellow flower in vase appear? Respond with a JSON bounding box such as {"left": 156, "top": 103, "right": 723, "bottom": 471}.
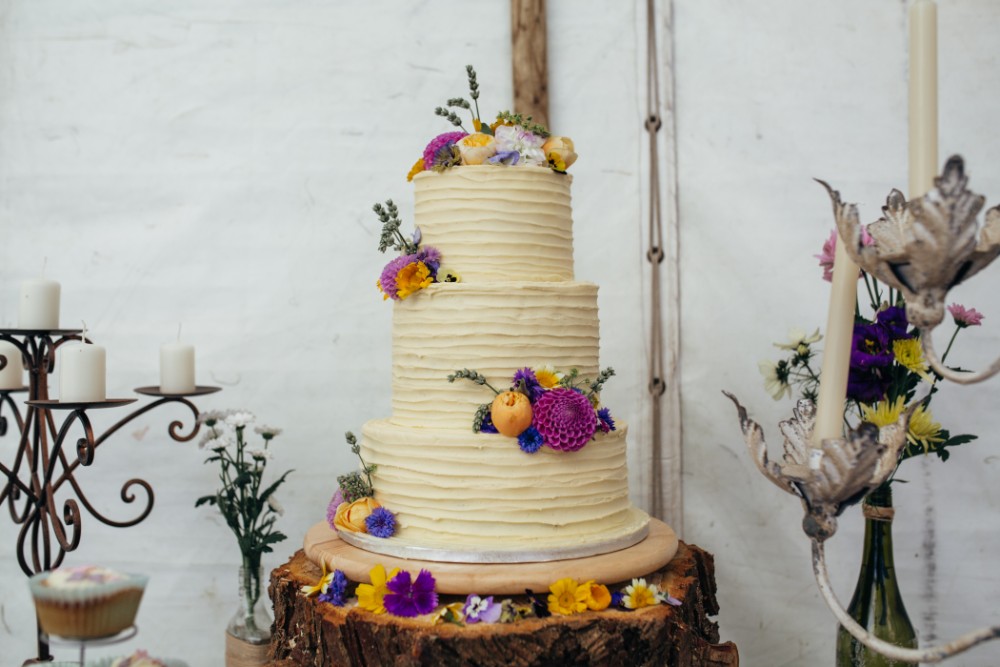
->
{"left": 356, "top": 564, "right": 401, "bottom": 615}
{"left": 892, "top": 338, "right": 934, "bottom": 383}
{"left": 860, "top": 396, "right": 905, "bottom": 429}
{"left": 907, "top": 405, "right": 944, "bottom": 454}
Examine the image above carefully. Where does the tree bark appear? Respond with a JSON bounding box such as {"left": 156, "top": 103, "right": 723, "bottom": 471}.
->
{"left": 511, "top": 0, "right": 548, "bottom": 129}
{"left": 268, "top": 542, "right": 738, "bottom": 667}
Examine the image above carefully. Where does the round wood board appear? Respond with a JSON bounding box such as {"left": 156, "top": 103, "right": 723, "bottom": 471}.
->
{"left": 303, "top": 518, "right": 678, "bottom": 595}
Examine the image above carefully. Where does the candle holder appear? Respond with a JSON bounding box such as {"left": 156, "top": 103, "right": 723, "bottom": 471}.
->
{"left": 0, "top": 329, "right": 220, "bottom": 663}
{"left": 727, "top": 156, "right": 1000, "bottom": 663}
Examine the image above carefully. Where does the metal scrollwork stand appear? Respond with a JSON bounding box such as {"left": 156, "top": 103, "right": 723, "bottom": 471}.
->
{"left": 727, "top": 156, "right": 1000, "bottom": 663}
{"left": 0, "top": 329, "right": 219, "bottom": 664}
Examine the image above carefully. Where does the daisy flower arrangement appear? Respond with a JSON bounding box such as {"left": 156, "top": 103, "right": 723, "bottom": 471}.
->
{"left": 759, "top": 228, "right": 981, "bottom": 480}
{"left": 448, "top": 366, "right": 617, "bottom": 453}
{"left": 407, "top": 65, "right": 577, "bottom": 180}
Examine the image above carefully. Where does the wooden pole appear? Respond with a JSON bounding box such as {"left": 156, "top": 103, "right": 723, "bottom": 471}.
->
{"left": 511, "top": 0, "right": 549, "bottom": 128}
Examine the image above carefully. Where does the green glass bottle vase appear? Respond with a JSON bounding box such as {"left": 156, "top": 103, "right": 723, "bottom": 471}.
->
{"left": 835, "top": 484, "right": 918, "bottom": 666}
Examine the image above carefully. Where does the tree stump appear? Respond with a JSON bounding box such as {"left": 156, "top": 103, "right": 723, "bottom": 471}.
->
{"left": 267, "top": 542, "right": 738, "bottom": 667}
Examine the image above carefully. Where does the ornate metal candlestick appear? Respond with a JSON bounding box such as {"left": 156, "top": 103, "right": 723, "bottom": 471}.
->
{"left": 0, "top": 328, "right": 219, "bottom": 663}
{"left": 728, "top": 157, "right": 1000, "bottom": 663}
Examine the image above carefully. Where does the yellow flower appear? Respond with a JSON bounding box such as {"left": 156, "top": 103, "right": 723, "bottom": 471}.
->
{"left": 395, "top": 262, "right": 433, "bottom": 300}
{"left": 542, "top": 136, "right": 577, "bottom": 172}
{"left": 622, "top": 578, "right": 659, "bottom": 610}
{"left": 534, "top": 367, "right": 561, "bottom": 389}
{"left": 580, "top": 580, "right": 611, "bottom": 611}
{"left": 334, "top": 497, "right": 381, "bottom": 533}
{"left": 892, "top": 338, "right": 934, "bottom": 382}
{"left": 432, "top": 602, "right": 466, "bottom": 625}
{"left": 861, "top": 396, "right": 905, "bottom": 429}
{"left": 406, "top": 157, "right": 425, "bottom": 182}
{"left": 457, "top": 132, "right": 497, "bottom": 165}
{"left": 907, "top": 404, "right": 944, "bottom": 453}
{"left": 473, "top": 118, "right": 482, "bottom": 132}
{"left": 300, "top": 560, "right": 334, "bottom": 597}
{"left": 547, "top": 577, "right": 589, "bottom": 615}
{"left": 356, "top": 564, "right": 401, "bottom": 615}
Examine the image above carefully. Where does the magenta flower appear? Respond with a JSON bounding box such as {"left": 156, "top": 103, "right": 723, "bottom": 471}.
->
{"left": 326, "top": 489, "right": 344, "bottom": 529}
{"left": 384, "top": 569, "right": 438, "bottom": 617}
{"left": 948, "top": 303, "right": 984, "bottom": 328}
{"left": 532, "top": 388, "right": 598, "bottom": 452}
{"left": 422, "top": 132, "right": 467, "bottom": 170}
{"left": 816, "top": 229, "right": 868, "bottom": 283}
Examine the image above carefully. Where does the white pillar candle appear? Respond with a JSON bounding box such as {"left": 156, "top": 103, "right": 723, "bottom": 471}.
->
{"left": 0, "top": 341, "right": 24, "bottom": 390}
{"left": 909, "top": 0, "right": 938, "bottom": 197}
{"left": 813, "top": 233, "right": 859, "bottom": 445}
{"left": 18, "top": 279, "right": 61, "bottom": 330}
{"left": 160, "top": 342, "right": 196, "bottom": 394}
{"left": 59, "top": 342, "right": 106, "bottom": 402}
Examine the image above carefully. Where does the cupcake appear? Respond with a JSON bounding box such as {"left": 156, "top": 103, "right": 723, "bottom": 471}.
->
{"left": 28, "top": 565, "right": 147, "bottom": 639}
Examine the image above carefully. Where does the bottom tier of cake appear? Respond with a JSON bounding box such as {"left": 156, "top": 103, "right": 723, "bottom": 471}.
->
{"left": 360, "top": 419, "right": 649, "bottom": 554}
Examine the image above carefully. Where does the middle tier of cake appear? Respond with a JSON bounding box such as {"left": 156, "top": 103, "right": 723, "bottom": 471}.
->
{"left": 391, "top": 281, "right": 600, "bottom": 429}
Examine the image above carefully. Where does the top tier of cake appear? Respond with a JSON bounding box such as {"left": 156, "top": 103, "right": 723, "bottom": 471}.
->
{"left": 413, "top": 165, "right": 574, "bottom": 283}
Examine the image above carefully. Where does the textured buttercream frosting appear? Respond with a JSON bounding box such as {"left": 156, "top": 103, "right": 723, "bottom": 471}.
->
{"left": 391, "top": 281, "right": 599, "bottom": 429}
{"left": 362, "top": 420, "right": 646, "bottom": 548}
{"left": 413, "top": 165, "right": 573, "bottom": 283}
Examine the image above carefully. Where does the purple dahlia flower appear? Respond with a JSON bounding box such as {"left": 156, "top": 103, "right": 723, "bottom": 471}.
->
{"left": 531, "top": 387, "right": 598, "bottom": 452}
{"left": 384, "top": 569, "right": 438, "bottom": 617}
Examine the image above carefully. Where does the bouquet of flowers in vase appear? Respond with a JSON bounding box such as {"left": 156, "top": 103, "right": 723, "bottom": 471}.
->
{"left": 760, "top": 229, "right": 981, "bottom": 470}
{"left": 195, "top": 410, "right": 292, "bottom": 644}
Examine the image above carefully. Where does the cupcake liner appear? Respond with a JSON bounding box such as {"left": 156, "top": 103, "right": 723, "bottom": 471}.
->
{"left": 29, "top": 571, "right": 148, "bottom": 639}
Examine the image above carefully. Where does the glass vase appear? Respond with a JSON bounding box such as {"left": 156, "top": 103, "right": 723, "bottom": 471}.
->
{"left": 226, "top": 559, "right": 272, "bottom": 645}
{"left": 835, "top": 484, "right": 917, "bottom": 666}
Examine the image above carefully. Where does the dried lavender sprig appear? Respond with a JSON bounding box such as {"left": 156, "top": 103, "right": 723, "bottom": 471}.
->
{"left": 466, "top": 65, "right": 481, "bottom": 121}
{"left": 472, "top": 403, "right": 491, "bottom": 433}
{"left": 448, "top": 368, "right": 501, "bottom": 395}
{"left": 434, "top": 106, "right": 466, "bottom": 131}
{"left": 345, "top": 431, "right": 376, "bottom": 494}
{"left": 372, "top": 199, "right": 417, "bottom": 255}
{"left": 587, "top": 367, "right": 617, "bottom": 397}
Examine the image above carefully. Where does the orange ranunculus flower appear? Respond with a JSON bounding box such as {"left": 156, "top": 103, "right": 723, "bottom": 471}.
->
{"left": 490, "top": 391, "right": 533, "bottom": 437}
{"left": 542, "top": 136, "right": 577, "bottom": 171}
{"left": 582, "top": 580, "right": 612, "bottom": 611}
{"left": 334, "top": 497, "right": 381, "bottom": 533}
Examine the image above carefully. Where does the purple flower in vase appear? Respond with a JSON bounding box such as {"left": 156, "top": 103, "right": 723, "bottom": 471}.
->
{"left": 876, "top": 306, "right": 910, "bottom": 340}
{"left": 384, "top": 569, "right": 438, "bottom": 617}
{"left": 850, "top": 323, "right": 894, "bottom": 369}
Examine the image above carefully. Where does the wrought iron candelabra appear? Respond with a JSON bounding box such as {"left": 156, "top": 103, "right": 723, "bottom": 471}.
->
{"left": 727, "top": 156, "right": 1000, "bottom": 663}
{"left": 0, "top": 328, "right": 219, "bottom": 663}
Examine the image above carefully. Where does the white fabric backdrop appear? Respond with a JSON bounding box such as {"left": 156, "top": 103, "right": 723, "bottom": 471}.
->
{"left": 1, "top": 1, "right": 999, "bottom": 665}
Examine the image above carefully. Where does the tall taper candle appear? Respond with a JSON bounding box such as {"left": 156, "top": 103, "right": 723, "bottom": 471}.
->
{"left": 909, "top": 0, "right": 938, "bottom": 196}
{"left": 813, "top": 233, "right": 859, "bottom": 446}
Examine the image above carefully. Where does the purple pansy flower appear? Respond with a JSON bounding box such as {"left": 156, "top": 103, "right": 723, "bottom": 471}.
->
{"left": 416, "top": 245, "right": 442, "bottom": 276}
{"left": 517, "top": 426, "right": 544, "bottom": 454}
{"left": 422, "top": 132, "right": 467, "bottom": 170}
{"left": 318, "top": 569, "right": 348, "bottom": 606}
{"left": 384, "top": 569, "right": 438, "bottom": 617}
{"left": 487, "top": 150, "right": 520, "bottom": 166}
{"left": 462, "top": 594, "right": 502, "bottom": 624}
{"left": 365, "top": 507, "right": 396, "bottom": 538}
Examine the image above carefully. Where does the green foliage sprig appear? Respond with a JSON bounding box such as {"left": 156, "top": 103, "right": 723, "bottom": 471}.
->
{"left": 338, "top": 431, "right": 376, "bottom": 502}
{"left": 495, "top": 110, "right": 550, "bottom": 138}
{"left": 586, "top": 367, "right": 617, "bottom": 397}
{"left": 434, "top": 65, "right": 485, "bottom": 134}
{"left": 373, "top": 199, "right": 418, "bottom": 255}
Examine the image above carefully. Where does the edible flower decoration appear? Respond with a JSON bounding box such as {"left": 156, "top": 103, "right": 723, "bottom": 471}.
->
{"left": 462, "top": 594, "right": 502, "bottom": 624}
{"left": 406, "top": 65, "right": 576, "bottom": 179}
{"left": 448, "top": 366, "right": 616, "bottom": 453}
{"left": 384, "top": 568, "right": 439, "bottom": 618}
{"left": 329, "top": 431, "right": 398, "bottom": 537}
{"left": 357, "top": 563, "right": 401, "bottom": 615}
{"left": 373, "top": 200, "right": 445, "bottom": 302}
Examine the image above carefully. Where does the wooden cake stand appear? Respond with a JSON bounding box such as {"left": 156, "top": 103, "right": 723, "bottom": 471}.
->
{"left": 267, "top": 520, "right": 739, "bottom": 666}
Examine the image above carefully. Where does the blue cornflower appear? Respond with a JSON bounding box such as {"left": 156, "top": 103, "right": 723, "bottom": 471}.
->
{"left": 318, "top": 569, "right": 348, "bottom": 606}
{"left": 365, "top": 507, "right": 397, "bottom": 538}
{"left": 597, "top": 408, "right": 616, "bottom": 433}
{"left": 518, "top": 426, "right": 544, "bottom": 454}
